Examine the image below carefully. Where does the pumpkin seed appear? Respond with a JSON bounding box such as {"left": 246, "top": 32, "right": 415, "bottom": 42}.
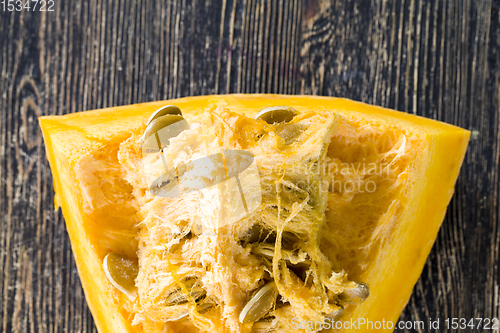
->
{"left": 191, "top": 221, "right": 204, "bottom": 235}
{"left": 275, "top": 123, "right": 304, "bottom": 145}
{"left": 167, "top": 309, "right": 190, "bottom": 322}
{"left": 254, "top": 106, "right": 297, "bottom": 124}
{"left": 252, "top": 320, "right": 276, "bottom": 332}
{"left": 325, "top": 305, "right": 344, "bottom": 321}
{"left": 251, "top": 243, "right": 275, "bottom": 258}
{"left": 252, "top": 243, "right": 310, "bottom": 265}
{"left": 239, "top": 281, "right": 278, "bottom": 324}
{"left": 339, "top": 282, "right": 369, "bottom": 304}
{"left": 196, "top": 302, "right": 214, "bottom": 313}
{"left": 147, "top": 105, "right": 182, "bottom": 125}
{"left": 166, "top": 302, "right": 214, "bottom": 322}
{"left": 142, "top": 115, "right": 189, "bottom": 149}
{"left": 165, "top": 278, "right": 206, "bottom": 306}
{"left": 103, "top": 253, "right": 138, "bottom": 297}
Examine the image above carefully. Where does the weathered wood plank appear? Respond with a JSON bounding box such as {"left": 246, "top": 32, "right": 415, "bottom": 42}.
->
{"left": 299, "top": 1, "right": 499, "bottom": 332}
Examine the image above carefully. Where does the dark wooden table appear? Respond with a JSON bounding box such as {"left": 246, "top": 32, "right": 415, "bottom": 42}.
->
{"left": 1, "top": 1, "right": 499, "bottom": 332}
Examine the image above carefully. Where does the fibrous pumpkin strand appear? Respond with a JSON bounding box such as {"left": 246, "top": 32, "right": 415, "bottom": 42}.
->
{"left": 164, "top": 278, "right": 206, "bottom": 306}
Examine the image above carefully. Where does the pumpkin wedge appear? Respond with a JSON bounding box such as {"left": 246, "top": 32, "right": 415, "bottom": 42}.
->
{"left": 39, "top": 94, "right": 469, "bottom": 333}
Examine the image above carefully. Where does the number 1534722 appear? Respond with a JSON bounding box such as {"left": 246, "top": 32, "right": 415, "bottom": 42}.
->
{"left": 1, "top": 0, "right": 54, "bottom": 11}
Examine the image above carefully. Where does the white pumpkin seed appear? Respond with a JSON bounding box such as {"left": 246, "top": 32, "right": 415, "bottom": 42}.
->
{"left": 275, "top": 123, "right": 305, "bottom": 145}
{"left": 147, "top": 105, "right": 182, "bottom": 125}
{"left": 103, "top": 253, "right": 138, "bottom": 297}
{"left": 325, "top": 305, "right": 344, "bottom": 321}
{"left": 252, "top": 320, "right": 276, "bottom": 332}
{"left": 239, "top": 281, "right": 278, "bottom": 324}
{"left": 142, "top": 114, "right": 189, "bottom": 149}
{"left": 339, "top": 282, "right": 369, "bottom": 304}
{"left": 254, "top": 106, "right": 297, "bottom": 124}
{"left": 166, "top": 309, "right": 190, "bottom": 322}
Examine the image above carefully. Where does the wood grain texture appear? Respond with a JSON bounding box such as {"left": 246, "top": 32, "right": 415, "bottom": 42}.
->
{"left": 0, "top": 0, "right": 498, "bottom": 332}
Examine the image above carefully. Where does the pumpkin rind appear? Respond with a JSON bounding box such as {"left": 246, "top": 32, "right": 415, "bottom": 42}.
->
{"left": 39, "top": 94, "right": 470, "bottom": 333}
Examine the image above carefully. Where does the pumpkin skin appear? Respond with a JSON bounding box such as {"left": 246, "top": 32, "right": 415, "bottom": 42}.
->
{"left": 39, "top": 94, "right": 469, "bottom": 333}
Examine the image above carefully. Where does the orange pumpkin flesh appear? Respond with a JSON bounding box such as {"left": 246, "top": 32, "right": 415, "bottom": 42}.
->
{"left": 39, "top": 94, "right": 469, "bottom": 333}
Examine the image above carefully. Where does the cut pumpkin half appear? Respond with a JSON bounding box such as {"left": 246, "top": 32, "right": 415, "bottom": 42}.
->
{"left": 39, "top": 94, "right": 469, "bottom": 333}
